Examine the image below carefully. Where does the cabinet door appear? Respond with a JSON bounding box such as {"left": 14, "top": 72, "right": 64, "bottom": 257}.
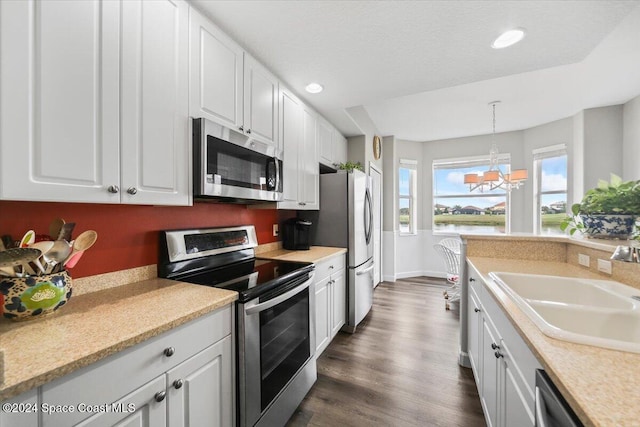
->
{"left": 277, "top": 88, "right": 302, "bottom": 209}
{"left": 317, "top": 116, "right": 334, "bottom": 166}
{"left": 332, "top": 132, "right": 348, "bottom": 166}
{"left": 77, "top": 375, "right": 167, "bottom": 427}
{"left": 467, "top": 290, "right": 481, "bottom": 379}
{"left": 167, "top": 335, "right": 233, "bottom": 427}
{"left": 299, "top": 105, "right": 319, "bottom": 209}
{"left": 189, "top": 8, "right": 243, "bottom": 130}
{"left": 0, "top": 389, "right": 38, "bottom": 427}
{"left": 502, "top": 358, "right": 535, "bottom": 427}
{"left": 481, "top": 315, "right": 500, "bottom": 427}
{"left": 315, "top": 276, "right": 331, "bottom": 357}
{"left": 330, "top": 269, "right": 346, "bottom": 337}
{"left": 120, "top": 0, "right": 190, "bottom": 206}
{"left": 0, "top": 0, "right": 120, "bottom": 203}
{"left": 243, "top": 54, "right": 278, "bottom": 146}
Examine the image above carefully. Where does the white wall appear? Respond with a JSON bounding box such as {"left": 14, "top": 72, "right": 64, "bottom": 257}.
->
{"left": 583, "top": 105, "right": 624, "bottom": 188}
{"left": 623, "top": 94, "right": 640, "bottom": 180}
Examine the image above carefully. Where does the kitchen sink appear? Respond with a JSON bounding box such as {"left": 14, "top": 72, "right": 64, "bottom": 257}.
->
{"left": 489, "top": 272, "right": 640, "bottom": 353}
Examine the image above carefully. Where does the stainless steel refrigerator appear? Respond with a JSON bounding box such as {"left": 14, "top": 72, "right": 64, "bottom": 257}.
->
{"left": 300, "top": 169, "right": 374, "bottom": 333}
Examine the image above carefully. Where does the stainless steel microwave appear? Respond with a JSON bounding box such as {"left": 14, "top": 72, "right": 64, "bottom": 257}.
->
{"left": 193, "top": 118, "right": 283, "bottom": 202}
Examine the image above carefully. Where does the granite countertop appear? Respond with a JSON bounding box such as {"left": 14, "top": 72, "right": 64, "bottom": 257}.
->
{"left": 467, "top": 257, "right": 640, "bottom": 427}
{"left": 0, "top": 278, "right": 237, "bottom": 401}
{"left": 257, "top": 246, "right": 347, "bottom": 264}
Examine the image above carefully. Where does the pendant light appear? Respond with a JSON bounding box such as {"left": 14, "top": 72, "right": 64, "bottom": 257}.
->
{"left": 464, "top": 101, "right": 528, "bottom": 192}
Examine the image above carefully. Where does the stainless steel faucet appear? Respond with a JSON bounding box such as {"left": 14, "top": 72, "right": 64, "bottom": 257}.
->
{"left": 611, "top": 245, "right": 640, "bottom": 263}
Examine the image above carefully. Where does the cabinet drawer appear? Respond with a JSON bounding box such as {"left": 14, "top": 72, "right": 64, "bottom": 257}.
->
{"left": 42, "top": 305, "right": 232, "bottom": 427}
{"left": 315, "top": 255, "right": 346, "bottom": 281}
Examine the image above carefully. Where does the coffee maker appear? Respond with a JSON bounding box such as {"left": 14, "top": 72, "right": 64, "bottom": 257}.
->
{"left": 282, "top": 218, "right": 312, "bottom": 250}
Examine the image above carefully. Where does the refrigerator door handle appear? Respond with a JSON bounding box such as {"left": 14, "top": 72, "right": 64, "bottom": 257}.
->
{"left": 364, "top": 187, "right": 373, "bottom": 244}
{"left": 356, "top": 263, "right": 375, "bottom": 275}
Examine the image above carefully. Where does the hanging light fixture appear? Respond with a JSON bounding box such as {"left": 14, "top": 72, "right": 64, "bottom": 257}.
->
{"left": 464, "top": 101, "right": 528, "bottom": 192}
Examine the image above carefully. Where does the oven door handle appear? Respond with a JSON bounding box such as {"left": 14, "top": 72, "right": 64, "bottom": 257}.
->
{"left": 244, "top": 272, "right": 315, "bottom": 316}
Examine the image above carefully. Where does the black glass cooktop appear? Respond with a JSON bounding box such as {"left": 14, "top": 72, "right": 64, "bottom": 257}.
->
{"left": 178, "top": 259, "right": 313, "bottom": 303}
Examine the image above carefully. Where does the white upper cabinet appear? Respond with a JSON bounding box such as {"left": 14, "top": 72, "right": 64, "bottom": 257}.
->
{"left": 0, "top": 0, "right": 120, "bottom": 203}
{"left": 0, "top": 0, "right": 190, "bottom": 205}
{"left": 121, "top": 0, "right": 190, "bottom": 205}
{"left": 190, "top": 9, "right": 279, "bottom": 147}
{"left": 333, "top": 132, "right": 348, "bottom": 166}
{"left": 317, "top": 115, "right": 348, "bottom": 168}
{"left": 318, "top": 116, "right": 334, "bottom": 166}
{"left": 277, "top": 88, "right": 318, "bottom": 210}
{"left": 189, "top": 8, "right": 243, "bottom": 130}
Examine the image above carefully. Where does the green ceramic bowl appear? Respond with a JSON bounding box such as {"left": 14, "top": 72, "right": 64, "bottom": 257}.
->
{"left": 1, "top": 271, "right": 72, "bottom": 320}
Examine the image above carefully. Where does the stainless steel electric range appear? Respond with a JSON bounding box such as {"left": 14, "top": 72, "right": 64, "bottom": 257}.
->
{"left": 158, "top": 225, "right": 316, "bottom": 427}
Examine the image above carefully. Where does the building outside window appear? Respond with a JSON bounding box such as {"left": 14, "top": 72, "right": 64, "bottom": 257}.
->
{"left": 433, "top": 155, "right": 511, "bottom": 234}
{"left": 533, "top": 145, "right": 568, "bottom": 235}
{"left": 399, "top": 159, "right": 417, "bottom": 234}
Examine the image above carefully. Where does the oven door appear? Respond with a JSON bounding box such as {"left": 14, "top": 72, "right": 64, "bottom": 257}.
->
{"left": 239, "top": 273, "right": 315, "bottom": 427}
{"left": 193, "top": 118, "right": 283, "bottom": 201}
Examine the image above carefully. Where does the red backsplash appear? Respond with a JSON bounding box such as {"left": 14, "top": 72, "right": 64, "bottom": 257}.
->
{"left": 0, "top": 201, "right": 280, "bottom": 278}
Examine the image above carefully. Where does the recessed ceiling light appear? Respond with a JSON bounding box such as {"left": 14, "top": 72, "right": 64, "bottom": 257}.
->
{"left": 305, "top": 83, "right": 324, "bottom": 94}
{"left": 491, "top": 28, "right": 526, "bottom": 49}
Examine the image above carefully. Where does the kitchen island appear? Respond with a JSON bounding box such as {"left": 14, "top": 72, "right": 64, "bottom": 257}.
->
{"left": 462, "top": 235, "right": 640, "bottom": 427}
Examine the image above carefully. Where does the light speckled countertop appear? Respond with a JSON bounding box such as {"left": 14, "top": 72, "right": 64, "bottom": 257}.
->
{"left": 257, "top": 246, "right": 347, "bottom": 263}
{"left": 468, "top": 257, "right": 640, "bottom": 427}
{"left": 0, "top": 278, "right": 237, "bottom": 401}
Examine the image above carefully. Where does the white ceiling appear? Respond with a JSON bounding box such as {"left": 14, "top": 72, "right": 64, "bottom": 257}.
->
{"left": 191, "top": 0, "right": 640, "bottom": 141}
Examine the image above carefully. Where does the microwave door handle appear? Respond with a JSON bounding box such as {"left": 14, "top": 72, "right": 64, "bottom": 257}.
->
{"left": 274, "top": 157, "right": 280, "bottom": 192}
{"left": 244, "top": 273, "right": 314, "bottom": 315}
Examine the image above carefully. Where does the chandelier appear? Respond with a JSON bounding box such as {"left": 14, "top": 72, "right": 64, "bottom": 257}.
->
{"left": 464, "top": 101, "right": 528, "bottom": 192}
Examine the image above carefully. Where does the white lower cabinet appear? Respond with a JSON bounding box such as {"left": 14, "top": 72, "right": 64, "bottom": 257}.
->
{"left": 0, "top": 388, "right": 38, "bottom": 427}
{"left": 467, "top": 262, "right": 541, "bottom": 427}
{"left": 166, "top": 336, "right": 233, "bottom": 427}
{"left": 314, "top": 254, "right": 346, "bottom": 357}
{"left": 0, "top": 306, "right": 234, "bottom": 427}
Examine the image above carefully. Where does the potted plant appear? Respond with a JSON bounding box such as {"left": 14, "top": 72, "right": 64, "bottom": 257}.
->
{"left": 334, "top": 161, "right": 364, "bottom": 172}
{"left": 561, "top": 174, "right": 640, "bottom": 239}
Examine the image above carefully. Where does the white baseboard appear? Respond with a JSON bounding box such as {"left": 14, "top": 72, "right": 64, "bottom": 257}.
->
{"left": 382, "top": 274, "right": 397, "bottom": 282}
{"left": 394, "top": 270, "right": 448, "bottom": 280}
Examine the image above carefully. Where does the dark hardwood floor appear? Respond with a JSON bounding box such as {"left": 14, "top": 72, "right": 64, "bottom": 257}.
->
{"left": 287, "top": 277, "right": 486, "bottom": 427}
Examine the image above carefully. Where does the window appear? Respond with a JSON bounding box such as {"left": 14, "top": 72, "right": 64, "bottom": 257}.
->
{"left": 533, "top": 145, "right": 568, "bottom": 235}
{"left": 399, "top": 159, "right": 417, "bottom": 234}
{"left": 433, "top": 155, "right": 510, "bottom": 234}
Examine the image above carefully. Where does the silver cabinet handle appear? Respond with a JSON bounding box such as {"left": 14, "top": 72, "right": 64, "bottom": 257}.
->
{"left": 127, "top": 187, "right": 137, "bottom": 195}
{"left": 239, "top": 125, "right": 244, "bottom": 131}
{"left": 245, "top": 273, "right": 314, "bottom": 315}
{"left": 164, "top": 347, "right": 175, "bottom": 357}
{"left": 173, "top": 379, "right": 184, "bottom": 389}
{"left": 246, "top": 129, "right": 251, "bottom": 134}
{"left": 491, "top": 343, "right": 500, "bottom": 350}
{"left": 107, "top": 185, "right": 119, "bottom": 194}
{"left": 298, "top": 202, "right": 307, "bottom": 206}
{"left": 329, "top": 265, "right": 334, "bottom": 269}
{"left": 474, "top": 308, "right": 481, "bottom": 313}
{"left": 494, "top": 351, "right": 504, "bottom": 359}
{"left": 154, "top": 391, "right": 166, "bottom": 402}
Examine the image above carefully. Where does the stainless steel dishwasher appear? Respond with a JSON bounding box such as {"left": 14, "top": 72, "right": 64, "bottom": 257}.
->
{"left": 535, "top": 370, "right": 583, "bottom": 427}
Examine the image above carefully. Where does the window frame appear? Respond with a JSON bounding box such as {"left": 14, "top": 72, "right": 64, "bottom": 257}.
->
{"left": 398, "top": 159, "right": 417, "bottom": 235}
{"left": 432, "top": 154, "right": 512, "bottom": 235}
{"left": 533, "top": 144, "right": 568, "bottom": 235}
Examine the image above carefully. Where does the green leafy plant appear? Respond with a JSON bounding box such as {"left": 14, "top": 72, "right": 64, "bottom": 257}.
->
{"left": 560, "top": 174, "right": 640, "bottom": 235}
{"left": 334, "top": 161, "right": 364, "bottom": 172}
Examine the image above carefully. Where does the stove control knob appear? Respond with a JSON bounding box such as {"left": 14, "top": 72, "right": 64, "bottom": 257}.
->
{"left": 164, "top": 347, "right": 175, "bottom": 357}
